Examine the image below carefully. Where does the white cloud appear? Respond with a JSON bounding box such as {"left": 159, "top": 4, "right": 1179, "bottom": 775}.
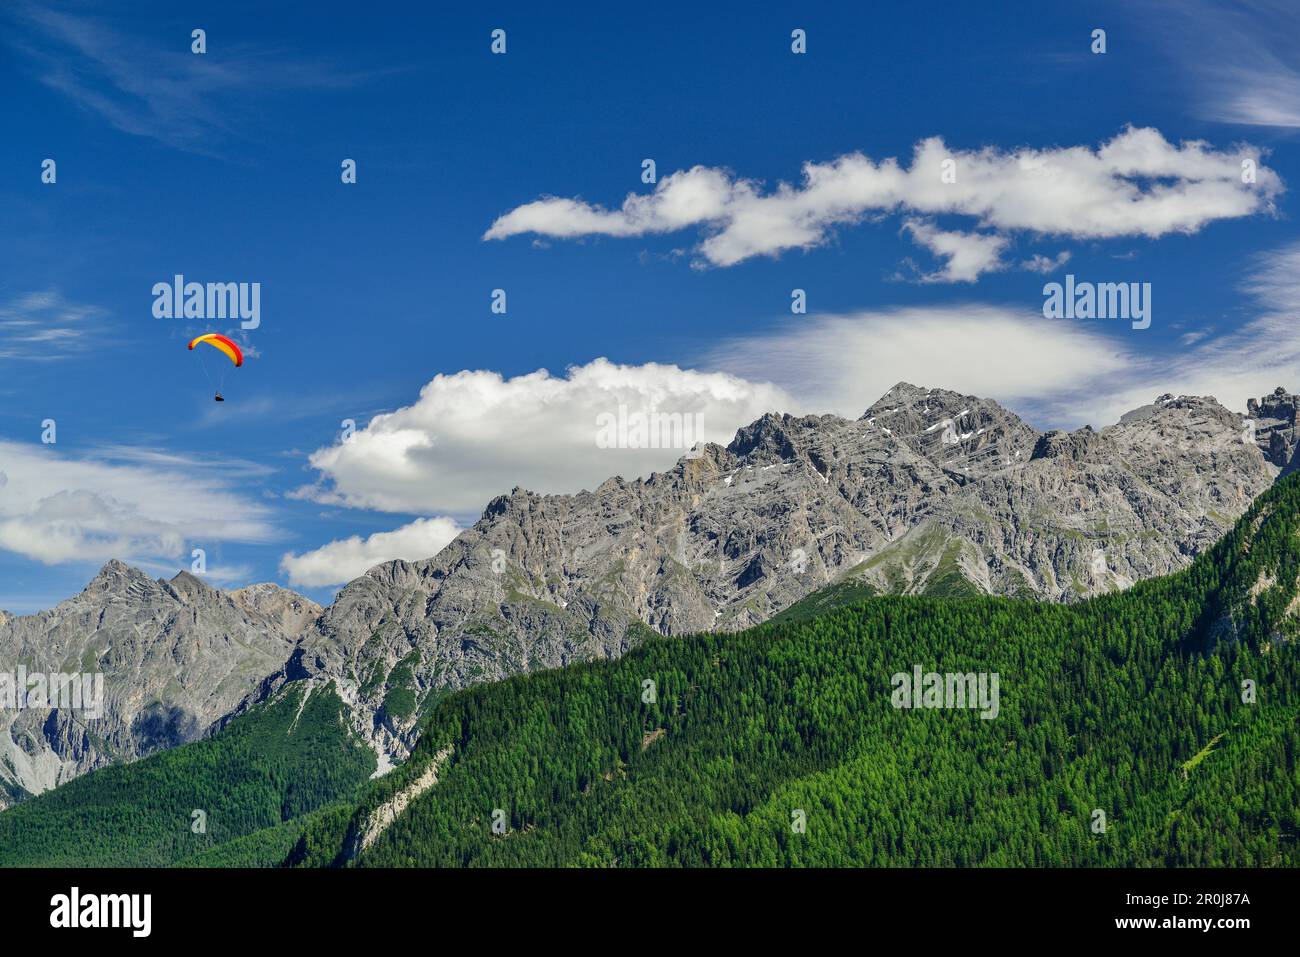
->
{"left": 295, "top": 359, "right": 794, "bottom": 515}
{"left": 1021, "top": 251, "right": 1072, "bottom": 274}
{"left": 1240, "top": 240, "right": 1300, "bottom": 311}
{"left": 3, "top": 1, "right": 384, "bottom": 155}
{"left": 1218, "top": 82, "right": 1300, "bottom": 128}
{"left": 0, "top": 291, "right": 108, "bottom": 361}
{"left": 192, "top": 563, "right": 256, "bottom": 588}
{"left": 1157, "top": 1, "right": 1300, "bottom": 128}
{"left": 710, "top": 240, "right": 1300, "bottom": 430}
{"left": 707, "top": 305, "right": 1137, "bottom": 426}
{"left": 280, "top": 517, "right": 461, "bottom": 587}
{"left": 900, "top": 220, "right": 1009, "bottom": 282}
{"left": 485, "top": 127, "right": 1281, "bottom": 273}
{"left": 1126, "top": 241, "right": 1300, "bottom": 418}
{"left": 0, "top": 442, "right": 276, "bottom": 565}
{"left": 1027, "top": 241, "right": 1300, "bottom": 427}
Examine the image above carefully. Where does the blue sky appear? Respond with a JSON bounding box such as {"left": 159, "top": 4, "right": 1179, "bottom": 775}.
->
{"left": 2, "top": 0, "right": 1299, "bottom": 610}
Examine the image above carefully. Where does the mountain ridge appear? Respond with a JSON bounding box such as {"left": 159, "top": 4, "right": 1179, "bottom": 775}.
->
{"left": 3, "top": 383, "right": 1298, "bottom": 801}
{"left": 286, "top": 383, "right": 1286, "bottom": 765}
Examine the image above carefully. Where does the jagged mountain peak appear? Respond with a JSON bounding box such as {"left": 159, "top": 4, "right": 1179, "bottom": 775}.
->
{"left": 230, "top": 580, "right": 320, "bottom": 607}
{"left": 870, "top": 380, "right": 930, "bottom": 406}
{"left": 76, "top": 559, "right": 160, "bottom": 606}
{"left": 361, "top": 557, "right": 428, "bottom": 587}
{"left": 84, "top": 557, "right": 149, "bottom": 588}
{"left": 1031, "top": 427, "right": 1100, "bottom": 462}
{"left": 230, "top": 582, "right": 323, "bottom": 636}
{"left": 726, "top": 411, "right": 843, "bottom": 462}
{"left": 165, "top": 569, "right": 218, "bottom": 601}
{"left": 865, "top": 382, "right": 965, "bottom": 413}
{"left": 0, "top": 561, "right": 316, "bottom": 806}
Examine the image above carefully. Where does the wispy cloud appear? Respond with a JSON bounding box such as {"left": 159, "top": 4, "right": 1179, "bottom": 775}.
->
{"left": 1020, "top": 251, "right": 1071, "bottom": 275}
{"left": 1155, "top": 0, "right": 1300, "bottom": 128}
{"left": 0, "top": 441, "right": 277, "bottom": 565}
{"left": 4, "top": 1, "right": 386, "bottom": 155}
{"left": 193, "top": 387, "right": 387, "bottom": 431}
{"left": 708, "top": 239, "right": 1300, "bottom": 431}
{"left": 0, "top": 291, "right": 108, "bottom": 361}
{"left": 707, "top": 304, "right": 1137, "bottom": 428}
{"left": 85, "top": 444, "right": 277, "bottom": 479}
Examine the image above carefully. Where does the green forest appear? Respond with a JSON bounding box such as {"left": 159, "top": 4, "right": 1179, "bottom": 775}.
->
{"left": 0, "top": 682, "right": 374, "bottom": 866}
{"left": 5, "top": 474, "right": 1300, "bottom": 868}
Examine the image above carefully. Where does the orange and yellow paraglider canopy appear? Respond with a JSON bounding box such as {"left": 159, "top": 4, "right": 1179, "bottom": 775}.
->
{"left": 187, "top": 333, "right": 243, "bottom": 367}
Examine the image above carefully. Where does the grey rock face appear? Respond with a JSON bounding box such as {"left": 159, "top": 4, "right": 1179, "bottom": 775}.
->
{"left": 1247, "top": 387, "right": 1300, "bottom": 474}
{"left": 0, "top": 561, "right": 317, "bottom": 805}
{"left": 289, "top": 384, "right": 1280, "bottom": 762}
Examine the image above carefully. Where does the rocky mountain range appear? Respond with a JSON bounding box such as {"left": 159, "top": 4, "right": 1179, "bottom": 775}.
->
{"left": 3, "top": 383, "right": 1298, "bottom": 804}
{"left": 0, "top": 564, "right": 317, "bottom": 805}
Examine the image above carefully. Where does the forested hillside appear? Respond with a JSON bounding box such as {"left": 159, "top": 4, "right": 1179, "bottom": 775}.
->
{"left": 0, "top": 683, "right": 374, "bottom": 867}
{"left": 290, "top": 473, "right": 1300, "bottom": 867}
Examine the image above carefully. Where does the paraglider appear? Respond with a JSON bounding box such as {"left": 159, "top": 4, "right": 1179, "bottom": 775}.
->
{"left": 188, "top": 333, "right": 243, "bottom": 365}
{"left": 188, "top": 333, "right": 242, "bottom": 401}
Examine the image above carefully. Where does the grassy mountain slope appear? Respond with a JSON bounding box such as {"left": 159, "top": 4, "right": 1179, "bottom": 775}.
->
{"left": 0, "top": 682, "right": 375, "bottom": 867}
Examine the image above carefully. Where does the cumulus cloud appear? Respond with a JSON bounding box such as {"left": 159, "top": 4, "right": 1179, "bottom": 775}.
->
{"left": 485, "top": 127, "right": 1280, "bottom": 273}
{"left": 0, "top": 442, "right": 275, "bottom": 565}
{"left": 900, "top": 220, "right": 1009, "bottom": 282}
{"left": 294, "top": 359, "right": 794, "bottom": 515}
{"left": 280, "top": 517, "right": 461, "bottom": 587}
{"left": 1020, "top": 251, "right": 1072, "bottom": 274}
